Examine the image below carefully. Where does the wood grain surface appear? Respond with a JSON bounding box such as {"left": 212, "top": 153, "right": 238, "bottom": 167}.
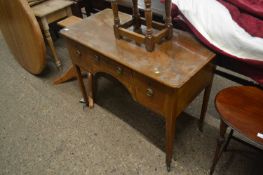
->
{"left": 216, "top": 86, "right": 263, "bottom": 145}
{"left": 0, "top": 0, "right": 46, "bottom": 74}
{"left": 61, "top": 9, "right": 216, "bottom": 170}
{"left": 61, "top": 9, "right": 215, "bottom": 88}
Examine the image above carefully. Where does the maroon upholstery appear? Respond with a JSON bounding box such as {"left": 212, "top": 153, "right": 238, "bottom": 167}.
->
{"left": 226, "top": 0, "right": 263, "bottom": 18}
{"left": 220, "top": 0, "right": 263, "bottom": 38}
{"left": 160, "top": 0, "right": 263, "bottom": 84}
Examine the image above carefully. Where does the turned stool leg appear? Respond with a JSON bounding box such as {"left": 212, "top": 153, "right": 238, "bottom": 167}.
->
{"left": 132, "top": 0, "right": 141, "bottom": 30}
{"left": 40, "top": 17, "right": 62, "bottom": 69}
{"left": 144, "top": 0, "right": 154, "bottom": 51}
{"left": 210, "top": 120, "right": 228, "bottom": 175}
{"left": 165, "top": 0, "right": 173, "bottom": 39}
{"left": 111, "top": 1, "right": 121, "bottom": 39}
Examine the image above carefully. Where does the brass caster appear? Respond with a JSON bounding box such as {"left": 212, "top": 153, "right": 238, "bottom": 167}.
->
{"left": 79, "top": 98, "right": 87, "bottom": 111}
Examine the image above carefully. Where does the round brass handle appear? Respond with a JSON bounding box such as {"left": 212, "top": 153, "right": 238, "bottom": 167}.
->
{"left": 146, "top": 88, "right": 154, "bottom": 97}
{"left": 116, "top": 67, "right": 123, "bottom": 75}
{"left": 76, "top": 50, "right": 81, "bottom": 56}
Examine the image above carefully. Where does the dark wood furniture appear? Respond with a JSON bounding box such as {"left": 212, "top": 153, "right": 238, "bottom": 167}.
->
{"left": 83, "top": 0, "right": 107, "bottom": 13}
{"left": 214, "top": 55, "right": 263, "bottom": 87}
{"left": 61, "top": 9, "right": 215, "bottom": 171}
{"left": 109, "top": 0, "right": 172, "bottom": 52}
{"left": 85, "top": 0, "right": 263, "bottom": 87}
{"left": 210, "top": 86, "right": 263, "bottom": 175}
{"left": 71, "top": 0, "right": 92, "bottom": 17}
{"left": 0, "top": 0, "right": 46, "bottom": 74}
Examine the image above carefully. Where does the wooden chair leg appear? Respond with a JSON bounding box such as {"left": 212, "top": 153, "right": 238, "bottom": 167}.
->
{"left": 210, "top": 120, "right": 228, "bottom": 175}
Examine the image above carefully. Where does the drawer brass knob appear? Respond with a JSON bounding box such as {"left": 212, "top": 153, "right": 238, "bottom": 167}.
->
{"left": 146, "top": 88, "right": 154, "bottom": 97}
{"left": 116, "top": 67, "right": 123, "bottom": 75}
{"left": 76, "top": 50, "right": 81, "bottom": 56}
{"left": 94, "top": 55, "right": 100, "bottom": 62}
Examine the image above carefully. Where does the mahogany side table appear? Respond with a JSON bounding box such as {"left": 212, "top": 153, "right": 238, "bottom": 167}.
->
{"left": 60, "top": 9, "right": 216, "bottom": 171}
{"left": 210, "top": 86, "right": 263, "bottom": 174}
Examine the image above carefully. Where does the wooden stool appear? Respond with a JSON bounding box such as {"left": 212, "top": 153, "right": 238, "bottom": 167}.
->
{"left": 31, "top": 0, "right": 74, "bottom": 69}
{"left": 210, "top": 86, "right": 263, "bottom": 174}
{"left": 109, "top": 0, "right": 173, "bottom": 52}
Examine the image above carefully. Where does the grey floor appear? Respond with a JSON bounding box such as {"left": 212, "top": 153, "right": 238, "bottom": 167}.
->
{"left": 0, "top": 31, "right": 262, "bottom": 175}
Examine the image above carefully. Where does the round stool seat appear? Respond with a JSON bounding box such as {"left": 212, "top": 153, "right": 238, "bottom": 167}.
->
{"left": 215, "top": 86, "right": 263, "bottom": 145}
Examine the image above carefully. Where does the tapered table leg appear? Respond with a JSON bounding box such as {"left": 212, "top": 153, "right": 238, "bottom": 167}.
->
{"left": 199, "top": 75, "right": 214, "bottom": 131}
{"left": 74, "top": 65, "right": 88, "bottom": 106}
{"left": 210, "top": 120, "right": 228, "bottom": 175}
{"left": 87, "top": 72, "right": 94, "bottom": 108}
{"left": 165, "top": 115, "right": 177, "bottom": 172}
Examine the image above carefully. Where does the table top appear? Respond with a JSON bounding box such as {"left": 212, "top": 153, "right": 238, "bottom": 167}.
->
{"left": 0, "top": 0, "right": 46, "bottom": 74}
{"left": 61, "top": 9, "right": 215, "bottom": 88}
{"left": 216, "top": 86, "right": 263, "bottom": 146}
{"left": 32, "top": 0, "right": 73, "bottom": 17}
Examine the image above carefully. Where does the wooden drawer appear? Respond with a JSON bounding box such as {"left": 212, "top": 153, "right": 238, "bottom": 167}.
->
{"left": 96, "top": 56, "right": 134, "bottom": 94}
{"left": 133, "top": 72, "right": 169, "bottom": 116}
{"left": 67, "top": 41, "right": 134, "bottom": 95}
{"left": 68, "top": 42, "right": 100, "bottom": 71}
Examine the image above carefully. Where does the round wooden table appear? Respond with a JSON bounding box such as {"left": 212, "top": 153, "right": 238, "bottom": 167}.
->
{"left": 0, "top": 0, "right": 46, "bottom": 74}
{"left": 210, "top": 86, "right": 263, "bottom": 174}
